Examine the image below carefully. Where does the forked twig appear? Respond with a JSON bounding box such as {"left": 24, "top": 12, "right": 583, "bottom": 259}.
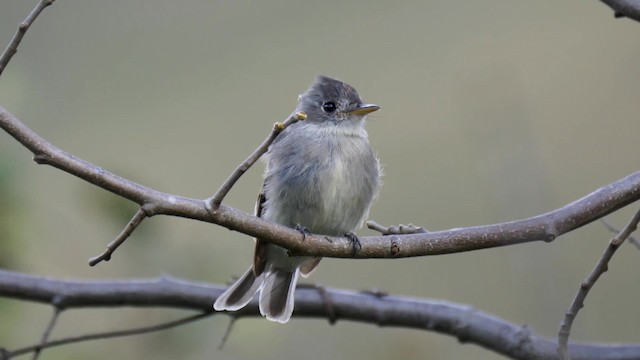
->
{"left": 367, "top": 220, "right": 428, "bottom": 235}
{"left": 557, "top": 208, "right": 640, "bottom": 360}
{"left": 88, "top": 111, "right": 306, "bottom": 266}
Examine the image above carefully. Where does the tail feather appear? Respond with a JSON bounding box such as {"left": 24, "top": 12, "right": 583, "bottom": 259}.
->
{"left": 259, "top": 268, "right": 299, "bottom": 324}
{"left": 214, "top": 268, "right": 263, "bottom": 311}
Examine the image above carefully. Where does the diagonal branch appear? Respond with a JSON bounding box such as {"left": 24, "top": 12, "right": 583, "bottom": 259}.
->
{"left": 31, "top": 307, "right": 60, "bottom": 360}
{"left": 206, "top": 111, "right": 306, "bottom": 210}
{"left": 1, "top": 270, "right": 639, "bottom": 360}
{"left": 2, "top": 106, "right": 640, "bottom": 260}
{"left": 601, "top": 218, "right": 640, "bottom": 250}
{"left": 4, "top": 312, "right": 213, "bottom": 359}
{"left": 88, "top": 207, "right": 148, "bottom": 266}
{"left": 557, "top": 208, "right": 640, "bottom": 360}
{"left": 0, "top": 0, "right": 55, "bottom": 77}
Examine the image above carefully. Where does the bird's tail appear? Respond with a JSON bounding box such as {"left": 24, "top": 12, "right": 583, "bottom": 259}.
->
{"left": 259, "top": 268, "right": 299, "bottom": 324}
{"left": 214, "top": 268, "right": 263, "bottom": 311}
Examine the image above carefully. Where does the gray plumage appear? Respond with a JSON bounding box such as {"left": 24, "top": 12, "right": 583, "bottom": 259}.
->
{"left": 214, "top": 75, "right": 381, "bottom": 323}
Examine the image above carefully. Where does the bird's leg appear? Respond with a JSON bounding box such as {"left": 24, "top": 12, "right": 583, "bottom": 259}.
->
{"left": 295, "top": 224, "right": 311, "bottom": 241}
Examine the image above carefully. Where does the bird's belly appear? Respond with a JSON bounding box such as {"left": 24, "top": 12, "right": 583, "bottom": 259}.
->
{"left": 274, "top": 157, "right": 369, "bottom": 236}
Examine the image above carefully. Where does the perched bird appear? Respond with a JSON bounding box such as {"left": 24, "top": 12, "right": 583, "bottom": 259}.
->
{"left": 214, "top": 75, "right": 381, "bottom": 323}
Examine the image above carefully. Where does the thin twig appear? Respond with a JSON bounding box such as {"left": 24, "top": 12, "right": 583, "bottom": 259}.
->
{"left": 557, "top": 208, "right": 640, "bottom": 360}
{"left": 5, "top": 312, "right": 213, "bottom": 358}
{"left": 217, "top": 316, "right": 237, "bottom": 350}
{"left": 601, "top": 218, "right": 640, "bottom": 250}
{"left": 206, "top": 111, "right": 306, "bottom": 210}
{"left": 0, "top": 0, "right": 55, "bottom": 77}
{"left": 88, "top": 207, "right": 148, "bottom": 266}
{"left": 31, "top": 307, "right": 61, "bottom": 360}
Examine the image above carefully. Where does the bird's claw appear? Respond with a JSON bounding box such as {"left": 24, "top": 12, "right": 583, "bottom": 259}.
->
{"left": 295, "top": 224, "right": 311, "bottom": 241}
{"left": 345, "top": 232, "right": 361, "bottom": 255}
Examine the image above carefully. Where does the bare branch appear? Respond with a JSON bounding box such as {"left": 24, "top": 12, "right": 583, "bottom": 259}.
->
{"left": 206, "top": 111, "right": 306, "bottom": 210}
{"left": 1, "top": 2, "right": 639, "bottom": 360}
{"left": 0, "top": 0, "right": 55, "bottom": 77}
{"left": 601, "top": 218, "right": 640, "bottom": 250}
{"left": 557, "top": 208, "right": 640, "bottom": 360}
{"left": 31, "top": 308, "right": 60, "bottom": 360}
{"left": 88, "top": 207, "right": 148, "bottom": 266}
{"left": 4, "top": 312, "right": 212, "bottom": 359}
{"left": 2, "top": 107, "right": 640, "bottom": 260}
{"left": 1, "top": 270, "right": 640, "bottom": 360}
{"left": 600, "top": 0, "right": 640, "bottom": 22}
{"left": 218, "top": 317, "right": 237, "bottom": 350}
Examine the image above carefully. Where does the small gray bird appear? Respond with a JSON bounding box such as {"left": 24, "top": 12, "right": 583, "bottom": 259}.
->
{"left": 213, "top": 76, "right": 381, "bottom": 323}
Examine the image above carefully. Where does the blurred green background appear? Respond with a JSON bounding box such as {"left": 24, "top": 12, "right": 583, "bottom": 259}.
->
{"left": 1, "top": 1, "right": 640, "bottom": 359}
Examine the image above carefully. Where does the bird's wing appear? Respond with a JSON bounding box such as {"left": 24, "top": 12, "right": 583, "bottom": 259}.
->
{"left": 252, "top": 189, "right": 268, "bottom": 276}
{"left": 252, "top": 165, "right": 322, "bottom": 278}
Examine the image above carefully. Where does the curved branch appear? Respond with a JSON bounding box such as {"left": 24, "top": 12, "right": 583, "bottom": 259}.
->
{"left": 1, "top": 107, "right": 640, "bottom": 260}
{"left": 0, "top": 270, "right": 639, "bottom": 360}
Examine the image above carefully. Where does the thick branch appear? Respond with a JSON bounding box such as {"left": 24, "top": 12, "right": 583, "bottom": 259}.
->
{"left": 0, "top": 270, "right": 638, "bottom": 360}
{"left": 2, "top": 107, "right": 640, "bottom": 259}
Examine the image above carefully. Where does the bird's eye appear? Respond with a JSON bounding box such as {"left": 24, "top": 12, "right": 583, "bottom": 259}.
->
{"left": 322, "top": 101, "right": 337, "bottom": 113}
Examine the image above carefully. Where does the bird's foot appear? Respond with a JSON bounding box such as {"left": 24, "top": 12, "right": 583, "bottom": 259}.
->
{"left": 345, "top": 232, "right": 362, "bottom": 255}
{"left": 295, "top": 224, "right": 311, "bottom": 241}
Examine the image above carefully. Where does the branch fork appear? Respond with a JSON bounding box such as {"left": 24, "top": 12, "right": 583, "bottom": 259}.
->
{"left": 3, "top": 1, "right": 640, "bottom": 358}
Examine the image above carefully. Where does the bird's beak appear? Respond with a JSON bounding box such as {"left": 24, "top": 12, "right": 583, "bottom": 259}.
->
{"left": 345, "top": 104, "right": 380, "bottom": 116}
